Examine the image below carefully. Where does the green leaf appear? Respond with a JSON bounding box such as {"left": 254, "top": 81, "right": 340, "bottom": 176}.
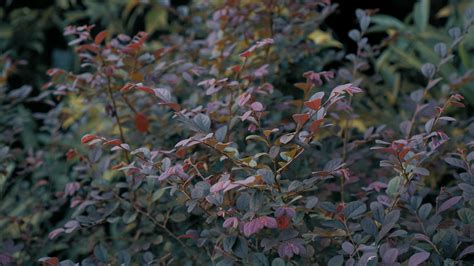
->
{"left": 145, "top": 6, "right": 168, "bottom": 33}
{"left": 458, "top": 208, "right": 474, "bottom": 224}
{"left": 94, "top": 243, "right": 108, "bottom": 262}
{"left": 250, "top": 252, "right": 269, "bottom": 266}
{"left": 193, "top": 113, "right": 211, "bottom": 132}
{"left": 271, "top": 258, "right": 286, "bottom": 266}
{"left": 122, "top": 210, "right": 137, "bottom": 224}
{"left": 414, "top": 0, "right": 430, "bottom": 32}
{"left": 152, "top": 187, "right": 168, "bottom": 202}
{"left": 223, "top": 236, "right": 237, "bottom": 253}
{"left": 170, "top": 213, "right": 187, "bottom": 222}
{"left": 370, "top": 15, "right": 406, "bottom": 31}
{"left": 386, "top": 176, "right": 402, "bottom": 197}
{"left": 233, "top": 237, "right": 249, "bottom": 258}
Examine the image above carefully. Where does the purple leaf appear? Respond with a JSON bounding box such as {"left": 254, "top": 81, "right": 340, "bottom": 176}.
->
{"left": 243, "top": 216, "right": 277, "bottom": 237}
{"left": 342, "top": 241, "right": 354, "bottom": 254}
{"left": 413, "top": 167, "right": 430, "bottom": 176}
{"left": 277, "top": 238, "right": 306, "bottom": 258}
{"left": 408, "top": 252, "right": 430, "bottom": 266}
{"left": 48, "top": 228, "right": 65, "bottom": 239}
{"left": 250, "top": 101, "right": 264, "bottom": 112}
{"left": 382, "top": 248, "right": 399, "bottom": 264}
{"left": 437, "top": 196, "right": 462, "bottom": 214}
{"left": 210, "top": 180, "right": 231, "bottom": 193}
{"left": 223, "top": 217, "right": 239, "bottom": 229}
{"left": 275, "top": 207, "right": 296, "bottom": 218}
{"left": 457, "top": 245, "right": 474, "bottom": 260}
{"left": 444, "top": 157, "right": 466, "bottom": 169}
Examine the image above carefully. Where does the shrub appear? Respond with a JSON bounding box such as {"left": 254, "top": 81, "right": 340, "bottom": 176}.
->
{"left": 3, "top": 0, "right": 474, "bottom": 265}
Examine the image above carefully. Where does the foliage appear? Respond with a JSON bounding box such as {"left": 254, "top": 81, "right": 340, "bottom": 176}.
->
{"left": 1, "top": 0, "right": 474, "bottom": 265}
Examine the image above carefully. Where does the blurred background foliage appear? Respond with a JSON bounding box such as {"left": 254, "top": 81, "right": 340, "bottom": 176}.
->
{"left": 0, "top": 0, "right": 473, "bottom": 263}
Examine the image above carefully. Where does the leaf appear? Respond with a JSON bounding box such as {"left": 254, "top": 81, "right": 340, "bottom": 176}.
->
{"left": 251, "top": 252, "right": 269, "bottom": 266}
{"left": 193, "top": 113, "right": 211, "bottom": 133}
{"left": 279, "top": 133, "right": 295, "bottom": 144}
{"left": 94, "top": 30, "right": 107, "bottom": 45}
{"left": 304, "top": 98, "right": 322, "bottom": 110}
{"left": 257, "top": 168, "right": 275, "bottom": 185}
{"left": 383, "top": 248, "right": 399, "bottom": 264}
{"left": 444, "top": 157, "right": 466, "bottom": 169}
{"left": 458, "top": 208, "right": 474, "bottom": 224}
{"left": 421, "top": 63, "right": 435, "bottom": 79}
{"left": 271, "top": 258, "right": 286, "bottom": 266}
{"left": 308, "top": 30, "right": 342, "bottom": 48}
{"left": 294, "top": 82, "right": 310, "bottom": 91}
{"left": 424, "top": 118, "right": 435, "bottom": 133}
{"left": 457, "top": 245, "right": 474, "bottom": 260}
{"left": 38, "top": 257, "right": 59, "bottom": 266}
{"left": 341, "top": 241, "right": 354, "bottom": 254}
{"left": 152, "top": 188, "right": 167, "bottom": 201}
{"left": 361, "top": 218, "right": 377, "bottom": 237}
{"left": 414, "top": 0, "right": 430, "bottom": 32}
{"left": 136, "top": 86, "right": 154, "bottom": 95}
{"left": 327, "top": 255, "right": 344, "bottom": 266}
{"left": 439, "top": 230, "right": 458, "bottom": 257}
{"left": 145, "top": 6, "right": 168, "bottom": 33}
{"left": 418, "top": 203, "right": 432, "bottom": 220}
{"left": 408, "top": 251, "right": 430, "bottom": 266}
{"left": 81, "top": 134, "right": 97, "bottom": 144}
{"left": 305, "top": 196, "right": 319, "bottom": 209}
{"left": 292, "top": 113, "right": 310, "bottom": 126}
{"left": 251, "top": 102, "right": 264, "bottom": 112}
{"left": 94, "top": 243, "right": 108, "bottom": 262}
{"left": 135, "top": 112, "right": 149, "bottom": 133}
{"left": 377, "top": 210, "right": 400, "bottom": 242}
{"left": 309, "top": 119, "right": 324, "bottom": 132}
{"left": 437, "top": 196, "right": 462, "bottom": 214}
{"left": 413, "top": 167, "right": 430, "bottom": 176}
{"left": 233, "top": 237, "right": 249, "bottom": 258}
{"left": 371, "top": 15, "right": 406, "bottom": 30}
{"left": 386, "top": 176, "right": 402, "bottom": 197}
{"left": 343, "top": 201, "right": 367, "bottom": 219}
{"left": 348, "top": 29, "right": 361, "bottom": 41}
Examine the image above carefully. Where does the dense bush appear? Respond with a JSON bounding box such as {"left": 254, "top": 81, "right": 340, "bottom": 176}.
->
{"left": 1, "top": 0, "right": 474, "bottom": 265}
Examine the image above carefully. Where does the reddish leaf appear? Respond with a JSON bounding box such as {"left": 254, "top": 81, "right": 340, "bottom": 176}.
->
{"left": 292, "top": 113, "right": 310, "bottom": 126}
{"left": 277, "top": 215, "right": 290, "bottom": 229}
{"left": 104, "top": 139, "right": 122, "bottom": 146}
{"left": 66, "top": 149, "right": 77, "bottom": 160}
{"left": 160, "top": 102, "right": 181, "bottom": 111}
{"left": 176, "top": 148, "right": 186, "bottom": 158}
{"left": 230, "top": 65, "right": 241, "bottom": 72}
{"left": 177, "top": 234, "right": 195, "bottom": 239}
{"left": 81, "top": 134, "right": 97, "bottom": 144}
{"left": 304, "top": 98, "right": 322, "bottom": 110}
{"left": 309, "top": 119, "right": 323, "bottom": 132}
{"left": 38, "top": 257, "right": 59, "bottom": 266}
{"left": 294, "top": 82, "right": 311, "bottom": 91}
{"left": 136, "top": 86, "right": 154, "bottom": 95}
{"left": 120, "top": 83, "right": 135, "bottom": 92}
{"left": 398, "top": 147, "right": 410, "bottom": 160}
{"left": 239, "top": 50, "right": 252, "bottom": 57}
{"left": 94, "top": 30, "right": 107, "bottom": 45}
{"left": 135, "top": 112, "right": 149, "bottom": 133}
